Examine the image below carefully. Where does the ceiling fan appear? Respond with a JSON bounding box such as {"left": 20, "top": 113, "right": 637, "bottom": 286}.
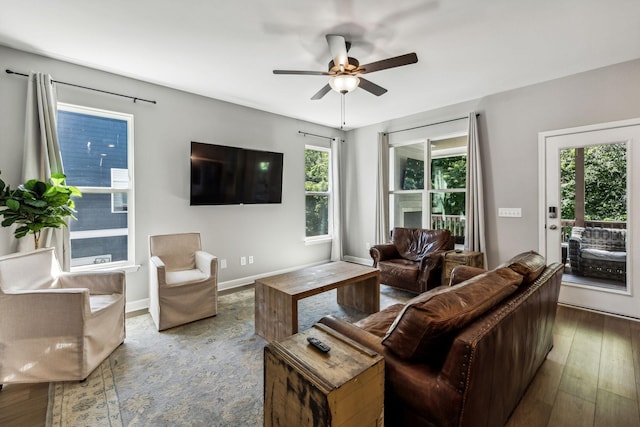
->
{"left": 273, "top": 34, "right": 418, "bottom": 100}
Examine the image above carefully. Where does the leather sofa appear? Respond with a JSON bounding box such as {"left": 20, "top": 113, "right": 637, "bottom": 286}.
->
{"left": 568, "top": 226, "right": 626, "bottom": 282}
{"left": 320, "top": 251, "right": 563, "bottom": 427}
{"left": 370, "top": 227, "right": 454, "bottom": 294}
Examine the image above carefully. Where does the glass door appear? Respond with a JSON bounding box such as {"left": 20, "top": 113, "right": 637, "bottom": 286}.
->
{"left": 541, "top": 120, "right": 640, "bottom": 317}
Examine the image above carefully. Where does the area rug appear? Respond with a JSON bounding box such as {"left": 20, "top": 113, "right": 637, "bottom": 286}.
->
{"left": 46, "top": 285, "right": 411, "bottom": 427}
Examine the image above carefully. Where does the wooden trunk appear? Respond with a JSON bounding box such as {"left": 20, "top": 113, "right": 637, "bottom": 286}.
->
{"left": 264, "top": 323, "right": 384, "bottom": 427}
{"left": 441, "top": 250, "right": 485, "bottom": 286}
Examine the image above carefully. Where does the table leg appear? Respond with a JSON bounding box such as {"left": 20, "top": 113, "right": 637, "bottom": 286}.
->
{"left": 255, "top": 282, "right": 297, "bottom": 341}
{"left": 336, "top": 275, "right": 380, "bottom": 314}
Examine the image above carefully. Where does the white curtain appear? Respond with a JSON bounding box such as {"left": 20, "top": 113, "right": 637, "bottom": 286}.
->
{"left": 21, "top": 73, "right": 70, "bottom": 269}
{"left": 465, "top": 112, "right": 487, "bottom": 267}
{"left": 375, "top": 132, "right": 390, "bottom": 244}
{"left": 330, "top": 138, "right": 343, "bottom": 261}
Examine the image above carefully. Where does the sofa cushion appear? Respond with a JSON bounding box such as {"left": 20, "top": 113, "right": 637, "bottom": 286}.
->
{"left": 581, "top": 248, "right": 626, "bottom": 262}
{"left": 504, "top": 250, "right": 546, "bottom": 285}
{"left": 381, "top": 267, "right": 523, "bottom": 361}
{"left": 378, "top": 259, "right": 420, "bottom": 282}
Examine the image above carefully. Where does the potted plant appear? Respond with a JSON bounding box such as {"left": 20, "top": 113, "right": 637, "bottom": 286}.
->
{"left": 0, "top": 172, "right": 82, "bottom": 249}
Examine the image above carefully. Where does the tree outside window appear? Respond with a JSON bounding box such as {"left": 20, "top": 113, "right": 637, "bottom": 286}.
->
{"left": 305, "top": 147, "right": 331, "bottom": 238}
{"left": 560, "top": 143, "right": 627, "bottom": 221}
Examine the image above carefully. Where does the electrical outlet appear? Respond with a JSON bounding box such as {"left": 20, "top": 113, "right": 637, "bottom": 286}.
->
{"left": 498, "top": 208, "right": 522, "bottom": 218}
{"left": 366, "top": 242, "right": 370, "bottom": 250}
{"left": 248, "top": 255, "right": 254, "bottom": 264}
{"left": 240, "top": 256, "right": 247, "bottom": 266}
{"left": 220, "top": 259, "right": 227, "bottom": 269}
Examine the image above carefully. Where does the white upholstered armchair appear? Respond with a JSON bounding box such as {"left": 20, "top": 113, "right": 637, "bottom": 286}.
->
{"left": 0, "top": 248, "right": 125, "bottom": 385}
{"left": 149, "top": 232, "right": 218, "bottom": 331}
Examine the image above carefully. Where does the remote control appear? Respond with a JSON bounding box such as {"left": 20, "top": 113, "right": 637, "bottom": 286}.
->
{"left": 307, "top": 336, "right": 331, "bottom": 353}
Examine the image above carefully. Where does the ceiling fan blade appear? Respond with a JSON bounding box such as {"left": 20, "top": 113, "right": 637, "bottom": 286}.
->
{"left": 326, "top": 34, "right": 349, "bottom": 68}
{"left": 273, "top": 70, "right": 329, "bottom": 76}
{"left": 358, "top": 52, "right": 418, "bottom": 74}
{"left": 358, "top": 78, "right": 388, "bottom": 96}
{"left": 311, "top": 84, "right": 332, "bottom": 100}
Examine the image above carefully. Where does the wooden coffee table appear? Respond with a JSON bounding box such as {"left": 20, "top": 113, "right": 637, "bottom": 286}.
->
{"left": 255, "top": 261, "right": 380, "bottom": 341}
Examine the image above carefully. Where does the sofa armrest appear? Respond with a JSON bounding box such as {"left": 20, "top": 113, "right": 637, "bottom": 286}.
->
{"left": 1, "top": 289, "right": 89, "bottom": 334}
{"left": 369, "top": 244, "right": 400, "bottom": 266}
{"left": 58, "top": 270, "right": 125, "bottom": 295}
{"left": 568, "top": 236, "right": 583, "bottom": 273}
{"left": 149, "top": 255, "right": 167, "bottom": 287}
{"left": 319, "top": 315, "right": 460, "bottom": 426}
{"left": 417, "top": 250, "right": 447, "bottom": 291}
{"left": 319, "top": 315, "right": 386, "bottom": 353}
{"left": 449, "top": 266, "right": 487, "bottom": 286}
{"left": 195, "top": 251, "right": 217, "bottom": 278}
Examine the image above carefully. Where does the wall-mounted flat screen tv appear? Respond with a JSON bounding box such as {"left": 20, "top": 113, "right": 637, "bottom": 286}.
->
{"left": 190, "top": 141, "right": 283, "bottom": 205}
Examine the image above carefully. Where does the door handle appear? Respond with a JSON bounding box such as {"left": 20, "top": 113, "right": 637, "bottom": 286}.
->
{"left": 549, "top": 224, "right": 558, "bottom": 230}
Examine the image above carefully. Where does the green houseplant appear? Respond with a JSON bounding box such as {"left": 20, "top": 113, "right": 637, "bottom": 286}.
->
{"left": 0, "top": 172, "right": 81, "bottom": 249}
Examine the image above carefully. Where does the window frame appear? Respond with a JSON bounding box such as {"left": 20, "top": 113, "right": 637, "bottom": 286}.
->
{"left": 57, "top": 102, "right": 135, "bottom": 271}
{"left": 304, "top": 144, "right": 333, "bottom": 244}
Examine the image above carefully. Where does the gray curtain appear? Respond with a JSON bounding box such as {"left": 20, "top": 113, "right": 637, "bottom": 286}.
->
{"left": 21, "top": 73, "right": 70, "bottom": 269}
{"left": 465, "top": 112, "right": 487, "bottom": 266}
{"left": 330, "top": 138, "right": 343, "bottom": 261}
{"left": 375, "top": 132, "right": 390, "bottom": 244}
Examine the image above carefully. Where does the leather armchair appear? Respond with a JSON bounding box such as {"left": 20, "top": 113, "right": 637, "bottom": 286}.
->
{"left": 149, "top": 232, "right": 218, "bottom": 331}
{"left": 0, "top": 248, "right": 125, "bottom": 385}
{"left": 370, "top": 228, "right": 454, "bottom": 293}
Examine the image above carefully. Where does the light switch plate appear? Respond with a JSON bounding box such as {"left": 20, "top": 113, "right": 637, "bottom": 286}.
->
{"left": 498, "top": 208, "right": 522, "bottom": 218}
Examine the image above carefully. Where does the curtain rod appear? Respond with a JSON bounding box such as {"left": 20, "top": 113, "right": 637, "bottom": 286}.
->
{"left": 384, "top": 113, "right": 479, "bottom": 136}
{"left": 5, "top": 69, "right": 157, "bottom": 104}
{"left": 298, "top": 131, "right": 341, "bottom": 142}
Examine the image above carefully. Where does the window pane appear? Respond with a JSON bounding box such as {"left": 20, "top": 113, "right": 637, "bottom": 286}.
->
{"left": 71, "top": 236, "right": 128, "bottom": 267}
{"left": 431, "top": 192, "right": 465, "bottom": 244}
{"left": 306, "top": 195, "right": 329, "bottom": 237}
{"left": 305, "top": 149, "right": 329, "bottom": 192}
{"left": 391, "top": 144, "right": 424, "bottom": 190}
{"left": 57, "top": 110, "right": 129, "bottom": 187}
{"left": 71, "top": 193, "right": 128, "bottom": 231}
{"left": 392, "top": 193, "right": 423, "bottom": 228}
{"left": 69, "top": 193, "right": 128, "bottom": 266}
{"left": 431, "top": 155, "right": 466, "bottom": 190}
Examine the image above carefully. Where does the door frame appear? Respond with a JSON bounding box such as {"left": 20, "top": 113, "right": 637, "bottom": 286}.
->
{"left": 538, "top": 118, "right": 640, "bottom": 318}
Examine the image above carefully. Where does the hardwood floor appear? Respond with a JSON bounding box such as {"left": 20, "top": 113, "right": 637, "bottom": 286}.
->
{"left": 1, "top": 304, "right": 639, "bottom": 427}
{"left": 0, "top": 382, "right": 48, "bottom": 426}
{"left": 507, "top": 305, "right": 640, "bottom": 426}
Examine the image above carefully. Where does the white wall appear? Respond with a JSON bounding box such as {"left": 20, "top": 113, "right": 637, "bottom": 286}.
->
{"left": 343, "top": 58, "right": 640, "bottom": 268}
{"left": 0, "top": 46, "right": 344, "bottom": 308}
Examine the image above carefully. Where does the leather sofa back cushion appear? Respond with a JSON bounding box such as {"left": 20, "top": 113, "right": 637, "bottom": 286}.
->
{"left": 392, "top": 228, "right": 451, "bottom": 262}
{"left": 382, "top": 267, "right": 523, "bottom": 361}
{"left": 504, "top": 250, "right": 546, "bottom": 285}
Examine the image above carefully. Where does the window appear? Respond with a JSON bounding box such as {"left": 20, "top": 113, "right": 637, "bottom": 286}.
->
{"left": 305, "top": 146, "right": 332, "bottom": 240}
{"left": 389, "top": 135, "right": 467, "bottom": 245}
{"left": 57, "top": 103, "right": 134, "bottom": 269}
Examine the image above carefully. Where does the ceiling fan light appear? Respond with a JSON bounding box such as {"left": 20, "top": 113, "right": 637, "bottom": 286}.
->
{"left": 329, "top": 75, "right": 360, "bottom": 94}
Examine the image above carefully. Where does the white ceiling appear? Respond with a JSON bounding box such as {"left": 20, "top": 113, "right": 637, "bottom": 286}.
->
{"left": 1, "top": 0, "right": 639, "bottom": 130}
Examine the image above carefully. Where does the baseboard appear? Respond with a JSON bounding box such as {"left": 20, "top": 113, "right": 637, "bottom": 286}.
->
{"left": 343, "top": 255, "right": 371, "bottom": 266}
{"left": 125, "top": 259, "right": 331, "bottom": 313}
{"left": 126, "top": 298, "right": 149, "bottom": 314}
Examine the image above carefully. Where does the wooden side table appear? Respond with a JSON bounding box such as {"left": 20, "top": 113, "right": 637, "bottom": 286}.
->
{"left": 264, "top": 323, "right": 384, "bottom": 427}
{"left": 441, "top": 250, "right": 484, "bottom": 286}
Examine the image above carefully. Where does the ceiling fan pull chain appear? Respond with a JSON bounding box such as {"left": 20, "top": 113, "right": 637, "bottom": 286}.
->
{"left": 341, "top": 93, "right": 346, "bottom": 130}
